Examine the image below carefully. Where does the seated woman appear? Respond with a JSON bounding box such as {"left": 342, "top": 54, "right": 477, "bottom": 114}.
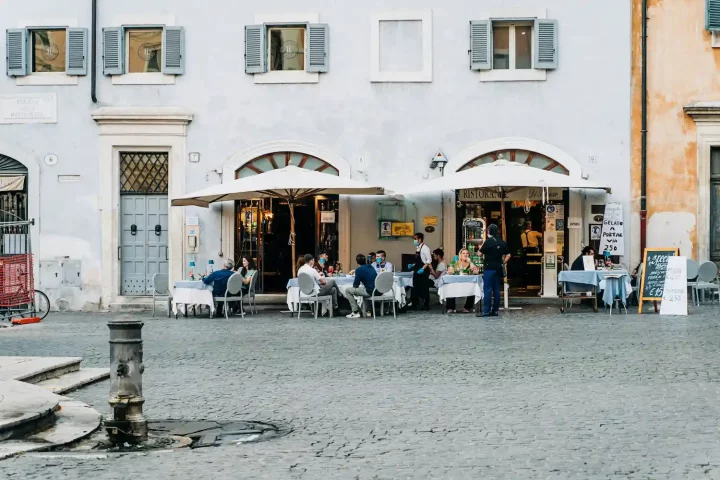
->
{"left": 571, "top": 246, "right": 596, "bottom": 271}
{"left": 238, "top": 256, "right": 257, "bottom": 294}
{"left": 445, "top": 248, "right": 480, "bottom": 313}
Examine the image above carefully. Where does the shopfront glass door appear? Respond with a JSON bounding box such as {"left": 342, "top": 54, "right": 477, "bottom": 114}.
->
{"left": 711, "top": 148, "right": 720, "bottom": 262}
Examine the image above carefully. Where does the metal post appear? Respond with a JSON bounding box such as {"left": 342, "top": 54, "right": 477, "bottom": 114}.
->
{"left": 106, "top": 316, "right": 147, "bottom": 444}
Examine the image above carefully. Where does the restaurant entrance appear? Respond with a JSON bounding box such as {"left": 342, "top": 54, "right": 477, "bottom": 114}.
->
{"left": 234, "top": 195, "right": 339, "bottom": 293}
{"left": 456, "top": 189, "right": 569, "bottom": 297}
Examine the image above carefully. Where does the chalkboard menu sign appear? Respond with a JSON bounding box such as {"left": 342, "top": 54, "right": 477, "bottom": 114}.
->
{"left": 638, "top": 248, "right": 679, "bottom": 313}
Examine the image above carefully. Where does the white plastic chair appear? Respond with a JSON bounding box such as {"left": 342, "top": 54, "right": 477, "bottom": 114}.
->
{"left": 151, "top": 273, "right": 171, "bottom": 318}
{"left": 693, "top": 261, "right": 719, "bottom": 305}
{"left": 364, "top": 271, "right": 396, "bottom": 319}
{"left": 213, "top": 273, "right": 245, "bottom": 319}
{"left": 687, "top": 259, "right": 700, "bottom": 305}
{"left": 297, "top": 272, "right": 332, "bottom": 319}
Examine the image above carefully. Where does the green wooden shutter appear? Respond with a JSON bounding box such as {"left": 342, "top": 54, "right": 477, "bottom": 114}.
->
{"left": 245, "top": 25, "right": 265, "bottom": 74}
{"left": 307, "top": 23, "right": 329, "bottom": 73}
{"left": 535, "top": 19, "right": 558, "bottom": 70}
{"left": 708, "top": 0, "right": 720, "bottom": 30}
{"left": 162, "top": 26, "right": 184, "bottom": 74}
{"left": 66, "top": 28, "right": 88, "bottom": 75}
{"left": 469, "top": 20, "right": 492, "bottom": 70}
{"left": 6, "top": 28, "right": 27, "bottom": 76}
{"left": 102, "top": 26, "right": 123, "bottom": 75}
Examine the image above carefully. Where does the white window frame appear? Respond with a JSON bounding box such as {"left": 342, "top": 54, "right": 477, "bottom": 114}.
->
{"left": 111, "top": 14, "right": 176, "bottom": 85}
{"left": 370, "top": 10, "right": 433, "bottom": 83}
{"left": 478, "top": 8, "right": 547, "bottom": 83}
{"left": 253, "top": 13, "right": 319, "bottom": 84}
{"left": 15, "top": 18, "right": 78, "bottom": 86}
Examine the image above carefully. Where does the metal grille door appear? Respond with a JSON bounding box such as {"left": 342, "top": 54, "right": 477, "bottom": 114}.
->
{"left": 119, "top": 152, "right": 169, "bottom": 296}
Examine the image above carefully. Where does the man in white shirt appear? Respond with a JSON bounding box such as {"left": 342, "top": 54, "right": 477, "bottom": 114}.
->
{"left": 298, "top": 254, "right": 338, "bottom": 312}
{"left": 373, "top": 249, "right": 394, "bottom": 273}
{"left": 410, "top": 232, "right": 433, "bottom": 311}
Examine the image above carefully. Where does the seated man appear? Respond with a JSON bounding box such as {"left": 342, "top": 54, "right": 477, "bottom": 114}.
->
{"left": 345, "top": 253, "right": 377, "bottom": 318}
{"left": 571, "top": 246, "right": 596, "bottom": 270}
{"left": 298, "top": 253, "right": 338, "bottom": 314}
{"left": 373, "top": 249, "right": 394, "bottom": 273}
{"left": 203, "top": 260, "right": 237, "bottom": 313}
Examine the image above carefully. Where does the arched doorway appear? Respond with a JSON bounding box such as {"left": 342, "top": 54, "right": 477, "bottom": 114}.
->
{"left": 457, "top": 149, "right": 570, "bottom": 175}
{"left": 0, "top": 154, "right": 30, "bottom": 254}
{"left": 234, "top": 152, "right": 341, "bottom": 292}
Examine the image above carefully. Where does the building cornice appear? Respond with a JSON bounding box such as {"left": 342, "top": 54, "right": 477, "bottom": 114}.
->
{"left": 684, "top": 102, "right": 720, "bottom": 122}
{"left": 91, "top": 107, "right": 193, "bottom": 136}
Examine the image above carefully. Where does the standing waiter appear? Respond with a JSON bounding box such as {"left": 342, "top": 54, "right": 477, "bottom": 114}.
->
{"left": 410, "top": 232, "right": 432, "bottom": 311}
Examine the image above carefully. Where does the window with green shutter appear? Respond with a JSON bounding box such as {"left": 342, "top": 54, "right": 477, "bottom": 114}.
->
{"left": 245, "top": 23, "right": 330, "bottom": 78}
{"left": 708, "top": 0, "right": 720, "bottom": 31}
{"left": 5, "top": 27, "right": 88, "bottom": 77}
{"left": 102, "top": 25, "right": 185, "bottom": 77}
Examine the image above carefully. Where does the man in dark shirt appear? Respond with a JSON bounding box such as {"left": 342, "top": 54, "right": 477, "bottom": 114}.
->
{"left": 480, "top": 224, "right": 511, "bottom": 317}
{"left": 203, "top": 259, "right": 235, "bottom": 298}
{"left": 344, "top": 253, "right": 377, "bottom": 318}
{"left": 571, "top": 246, "right": 595, "bottom": 271}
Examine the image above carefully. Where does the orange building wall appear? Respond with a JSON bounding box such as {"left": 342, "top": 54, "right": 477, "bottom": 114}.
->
{"left": 631, "top": 0, "right": 719, "bottom": 258}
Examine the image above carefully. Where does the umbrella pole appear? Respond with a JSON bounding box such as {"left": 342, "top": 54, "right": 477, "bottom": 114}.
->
{"left": 290, "top": 202, "right": 296, "bottom": 278}
{"left": 500, "top": 188, "right": 507, "bottom": 240}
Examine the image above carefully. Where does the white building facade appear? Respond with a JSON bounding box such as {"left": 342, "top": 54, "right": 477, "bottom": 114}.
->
{"left": 0, "top": 0, "right": 632, "bottom": 310}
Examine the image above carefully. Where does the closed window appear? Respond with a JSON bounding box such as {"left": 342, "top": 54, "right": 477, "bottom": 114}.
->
{"left": 268, "top": 26, "right": 306, "bottom": 72}
{"left": 5, "top": 27, "right": 87, "bottom": 80}
{"left": 31, "top": 29, "right": 67, "bottom": 73}
{"left": 492, "top": 23, "right": 532, "bottom": 70}
{"left": 126, "top": 28, "right": 163, "bottom": 73}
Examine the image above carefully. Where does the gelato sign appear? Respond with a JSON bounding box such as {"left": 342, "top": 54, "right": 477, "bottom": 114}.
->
{"left": 459, "top": 187, "right": 562, "bottom": 202}
{"left": 0, "top": 94, "right": 57, "bottom": 124}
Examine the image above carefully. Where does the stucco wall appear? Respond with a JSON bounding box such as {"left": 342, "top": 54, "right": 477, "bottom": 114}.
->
{"left": 632, "top": 0, "right": 717, "bottom": 260}
{"left": 0, "top": 0, "right": 631, "bottom": 309}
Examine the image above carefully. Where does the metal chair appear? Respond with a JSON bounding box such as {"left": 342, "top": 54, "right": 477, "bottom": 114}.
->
{"left": 246, "top": 271, "right": 258, "bottom": 314}
{"left": 630, "top": 263, "right": 643, "bottom": 306}
{"left": 151, "top": 273, "right": 172, "bottom": 318}
{"left": 693, "top": 261, "right": 719, "bottom": 305}
{"left": 297, "top": 272, "right": 332, "bottom": 319}
{"left": 364, "top": 271, "right": 396, "bottom": 319}
{"left": 687, "top": 259, "right": 700, "bottom": 305}
{"left": 213, "top": 273, "right": 245, "bottom": 319}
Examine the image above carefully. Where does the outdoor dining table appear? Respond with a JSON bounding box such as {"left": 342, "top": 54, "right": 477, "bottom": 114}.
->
{"left": 286, "top": 274, "right": 407, "bottom": 314}
{"left": 558, "top": 269, "right": 632, "bottom": 314}
{"left": 172, "top": 280, "right": 215, "bottom": 316}
{"left": 437, "top": 274, "right": 484, "bottom": 315}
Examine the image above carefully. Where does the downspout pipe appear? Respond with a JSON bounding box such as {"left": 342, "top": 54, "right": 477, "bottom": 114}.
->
{"left": 640, "top": 0, "right": 648, "bottom": 253}
{"left": 91, "top": 0, "right": 98, "bottom": 103}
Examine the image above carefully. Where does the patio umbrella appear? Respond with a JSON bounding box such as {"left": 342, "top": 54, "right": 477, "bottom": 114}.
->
{"left": 172, "top": 165, "right": 385, "bottom": 275}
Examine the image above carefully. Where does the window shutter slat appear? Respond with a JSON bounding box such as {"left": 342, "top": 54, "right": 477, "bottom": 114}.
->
{"left": 6, "top": 28, "right": 27, "bottom": 76}
{"left": 708, "top": 0, "right": 720, "bottom": 30}
{"left": 102, "top": 27, "right": 123, "bottom": 75}
{"left": 244, "top": 25, "right": 265, "bottom": 74}
{"left": 162, "top": 26, "right": 184, "bottom": 75}
{"left": 534, "top": 19, "right": 558, "bottom": 70}
{"left": 66, "top": 28, "right": 88, "bottom": 75}
{"left": 307, "top": 23, "right": 329, "bottom": 73}
{"left": 469, "top": 20, "right": 492, "bottom": 71}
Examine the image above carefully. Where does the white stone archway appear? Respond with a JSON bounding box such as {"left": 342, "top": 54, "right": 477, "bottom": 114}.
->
{"left": 0, "top": 138, "right": 41, "bottom": 281}
{"left": 221, "top": 141, "right": 353, "bottom": 272}
{"left": 442, "top": 137, "right": 584, "bottom": 265}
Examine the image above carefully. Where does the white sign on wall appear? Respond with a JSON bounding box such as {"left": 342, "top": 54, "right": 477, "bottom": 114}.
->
{"left": 599, "top": 203, "right": 624, "bottom": 256}
{"left": 568, "top": 217, "right": 582, "bottom": 229}
{"left": 0, "top": 93, "right": 57, "bottom": 124}
{"left": 320, "top": 211, "right": 336, "bottom": 223}
{"left": 660, "top": 256, "right": 688, "bottom": 316}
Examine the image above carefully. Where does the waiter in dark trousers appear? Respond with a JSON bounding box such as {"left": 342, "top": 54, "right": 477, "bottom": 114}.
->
{"left": 410, "top": 232, "right": 432, "bottom": 311}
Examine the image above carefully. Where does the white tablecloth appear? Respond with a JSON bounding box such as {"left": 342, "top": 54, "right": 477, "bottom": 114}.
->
{"left": 172, "top": 281, "right": 215, "bottom": 315}
{"left": 437, "top": 275, "right": 484, "bottom": 304}
{"left": 286, "top": 276, "right": 407, "bottom": 312}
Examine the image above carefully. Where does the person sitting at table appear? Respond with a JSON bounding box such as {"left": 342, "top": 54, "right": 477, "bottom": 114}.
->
{"left": 345, "top": 253, "right": 377, "bottom": 318}
{"left": 296, "top": 256, "right": 305, "bottom": 275}
{"left": 315, "top": 252, "right": 330, "bottom": 275}
{"left": 298, "top": 253, "right": 339, "bottom": 314}
{"left": 203, "top": 259, "right": 236, "bottom": 315}
{"left": 373, "top": 250, "right": 394, "bottom": 273}
{"left": 445, "top": 248, "right": 479, "bottom": 313}
{"left": 369, "top": 252, "right": 377, "bottom": 266}
{"left": 238, "top": 256, "right": 257, "bottom": 295}
{"left": 429, "top": 248, "right": 447, "bottom": 289}
{"left": 571, "top": 246, "right": 596, "bottom": 271}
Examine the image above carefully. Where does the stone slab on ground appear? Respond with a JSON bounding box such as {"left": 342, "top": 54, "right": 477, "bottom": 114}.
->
{"left": 0, "top": 356, "right": 81, "bottom": 383}
{"left": 0, "top": 379, "right": 58, "bottom": 436}
{"left": 34, "top": 368, "right": 110, "bottom": 395}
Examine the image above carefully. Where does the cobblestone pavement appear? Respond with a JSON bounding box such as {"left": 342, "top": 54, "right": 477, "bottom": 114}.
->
{"left": 2, "top": 306, "right": 720, "bottom": 479}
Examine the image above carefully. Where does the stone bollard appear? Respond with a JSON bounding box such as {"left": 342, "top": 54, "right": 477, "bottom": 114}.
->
{"left": 106, "top": 316, "right": 147, "bottom": 444}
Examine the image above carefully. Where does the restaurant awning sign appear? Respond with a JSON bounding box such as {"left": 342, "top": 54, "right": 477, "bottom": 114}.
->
{"left": 0, "top": 175, "right": 25, "bottom": 192}
{"left": 459, "top": 187, "right": 563, "bottom": 202}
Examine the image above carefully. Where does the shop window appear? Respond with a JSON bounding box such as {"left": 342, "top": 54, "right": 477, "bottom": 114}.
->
{"left": 469, "top": 16, "right": 557, "bottom": 82}
{"left": 710, "top": 147, "right": 720, "bottom": 261}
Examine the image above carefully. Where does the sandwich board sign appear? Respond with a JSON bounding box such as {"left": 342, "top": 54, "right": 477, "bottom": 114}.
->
{"left": 638, "top": 248, "right": 679, "bottom": 313}
{"left": 659, "top": 256, "right": 688, "bottom": 316}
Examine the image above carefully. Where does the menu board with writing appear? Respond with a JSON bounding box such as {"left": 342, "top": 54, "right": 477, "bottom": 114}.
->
{"left": 638, "top": 248, "right": 679, "bottom": 313}
{"left": 660, "top": 256, "right": 688, "bottom": 316}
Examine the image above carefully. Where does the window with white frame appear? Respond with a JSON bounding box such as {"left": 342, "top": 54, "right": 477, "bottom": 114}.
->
{"left": 245, "top": 19, "right": 328, "bottom": 83}
{"left": 469, "top": 17, "right": 557, "bottom": 82}
{"left": 102, "top": 25, "right": 184, "bottom": 82}
{"left": 5, "top": 27, "right": 88, "bottom": 80}
{"left": 370, "top": 10, "right": 432, "bottom": 83}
